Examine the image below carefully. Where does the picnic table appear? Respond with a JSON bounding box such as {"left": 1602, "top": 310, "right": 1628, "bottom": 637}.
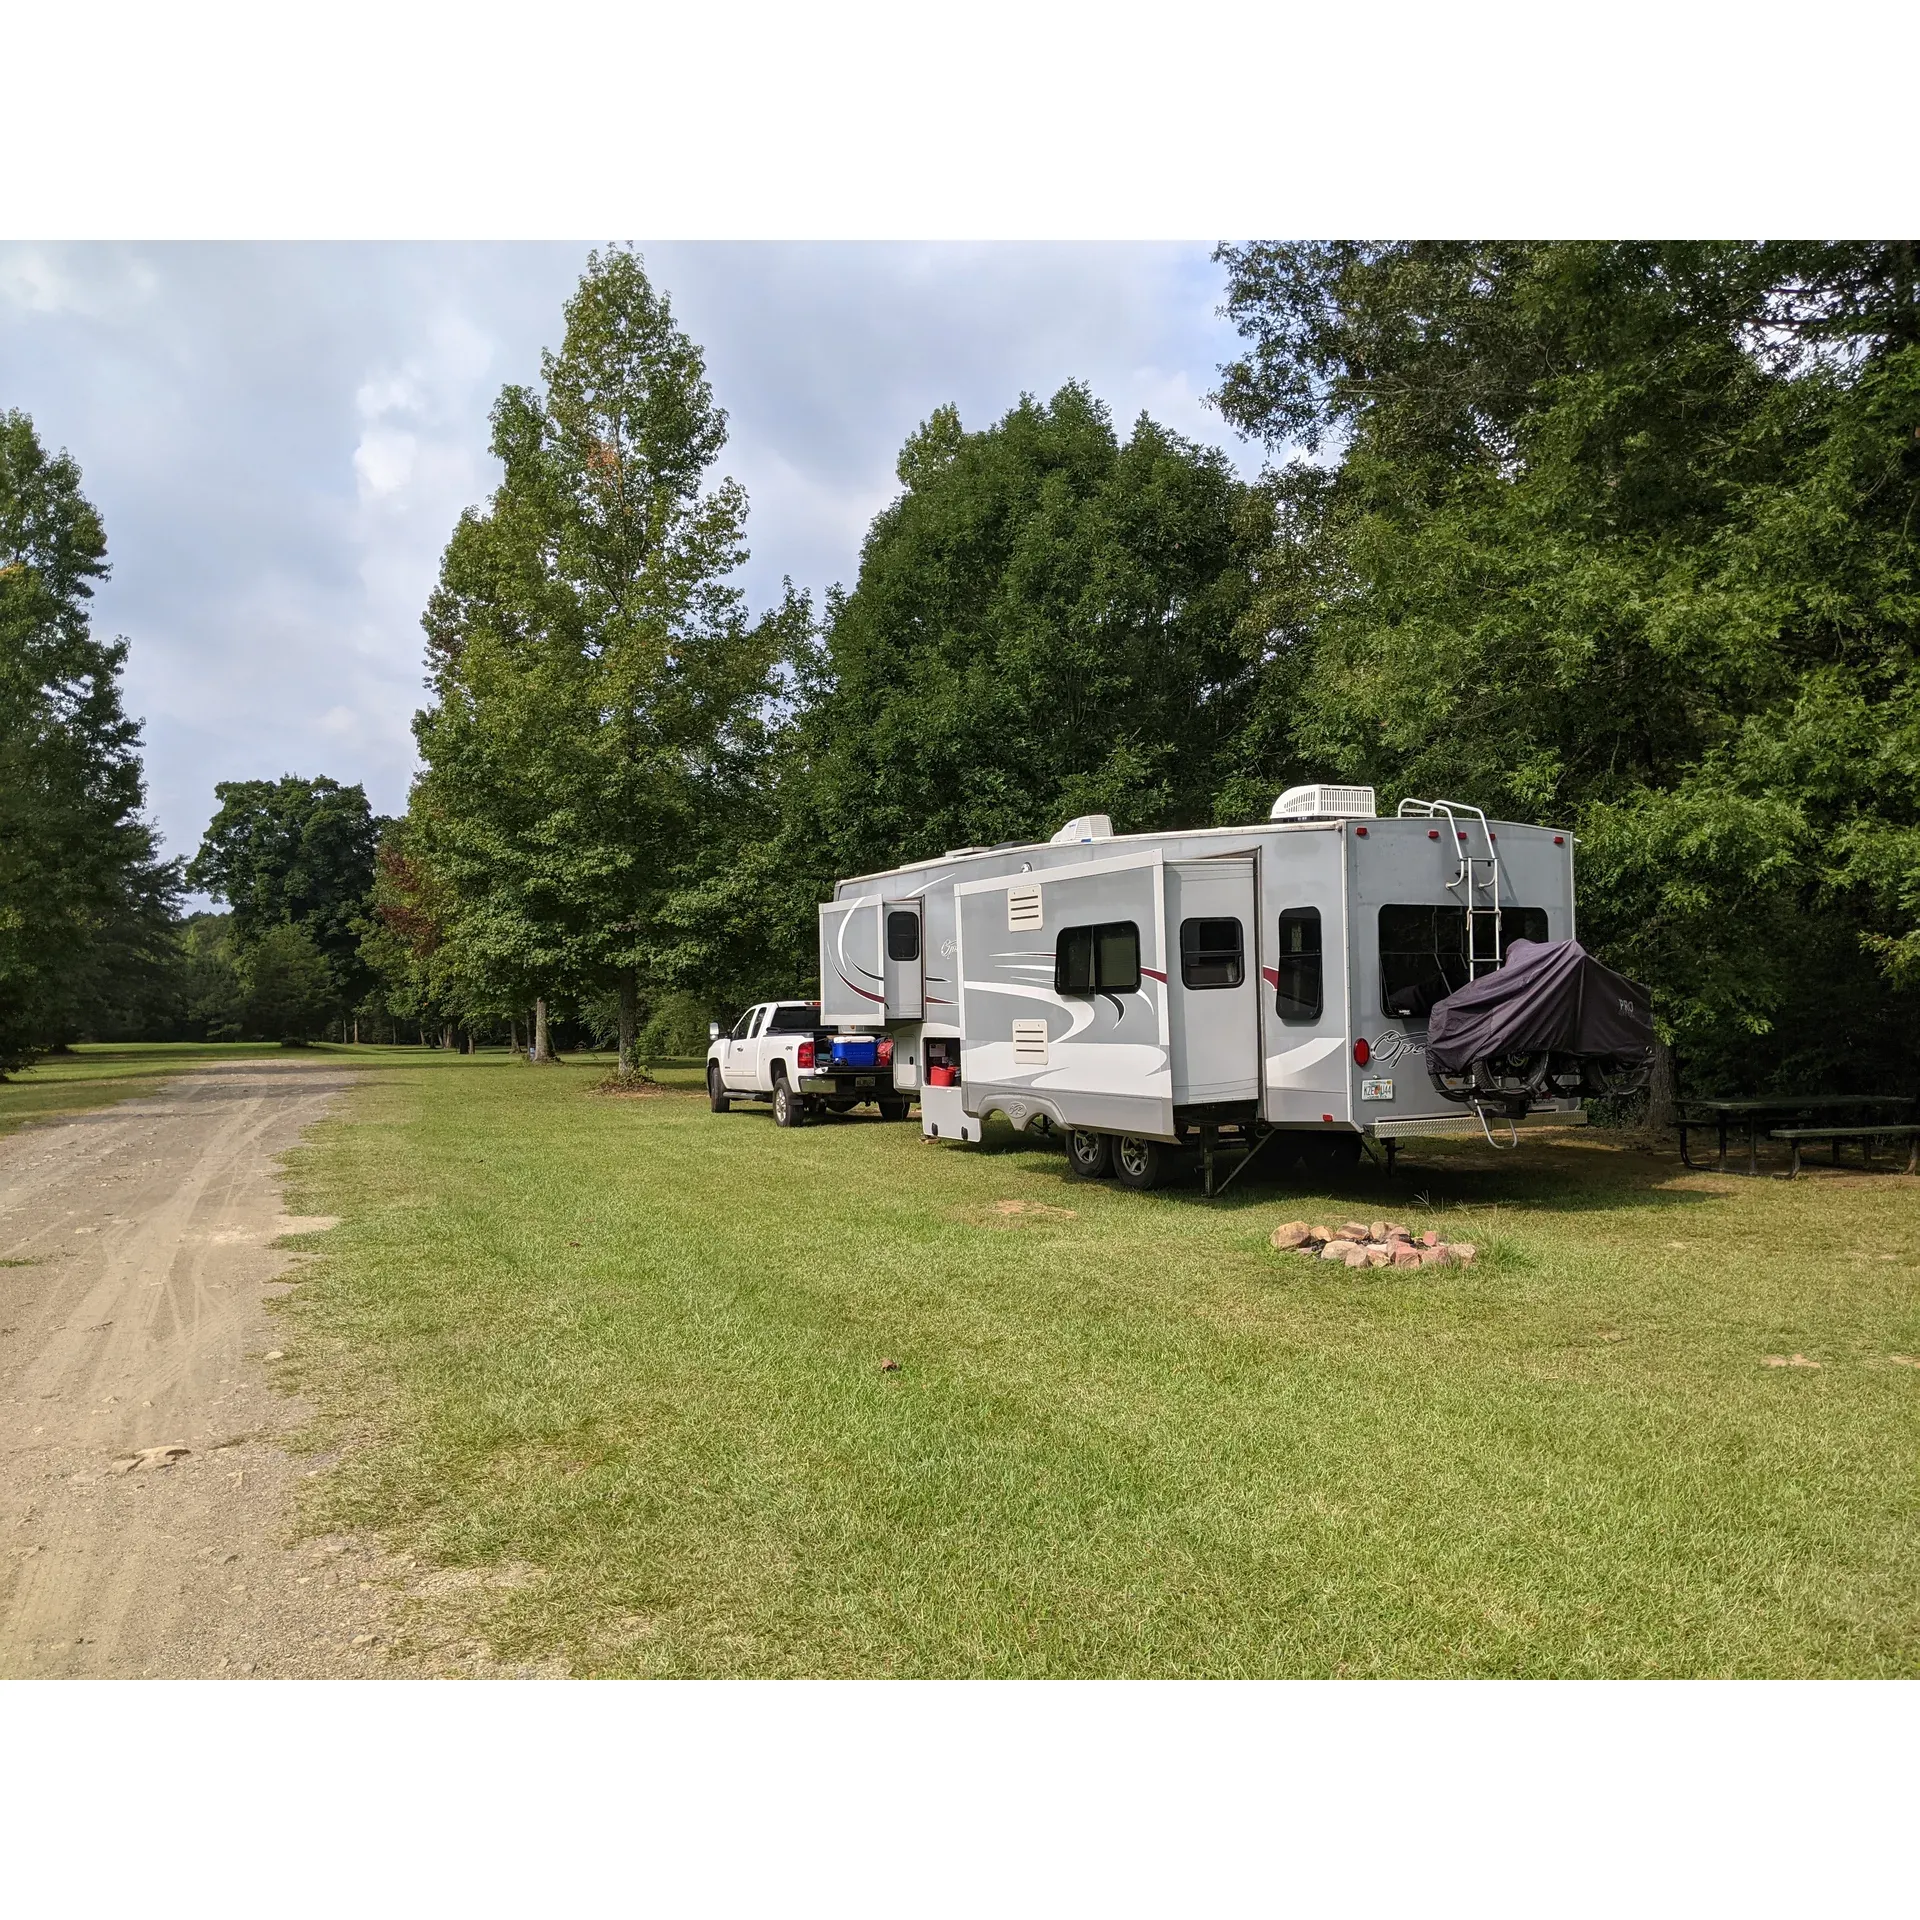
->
{"left": 1676, "top": 1095, "right": 1917, "bottom": 1176}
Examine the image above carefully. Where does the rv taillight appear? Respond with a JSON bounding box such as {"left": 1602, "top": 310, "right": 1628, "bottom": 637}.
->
{"left": 876, "top": 1038, "right": 893, "bottom": 1066}
{"left": 797, "top": 1040, "right": 815, "bottom": 1069}
{"left": 1353, "top": 1038, "right": 1371, "bottom": 1067}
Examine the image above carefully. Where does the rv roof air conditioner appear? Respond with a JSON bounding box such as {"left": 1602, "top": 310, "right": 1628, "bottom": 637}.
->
{"left": 1271, "top": 784, "right": 1377, "bottom": 821}
{"left": 1049, "top": 814, "right": 1114, "bottom": 845}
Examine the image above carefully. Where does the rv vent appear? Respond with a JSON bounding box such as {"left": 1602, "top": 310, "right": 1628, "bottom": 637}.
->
{"left": 1011, "top": 1019, "right": 1050, "bottom": 1067}
{"left": 1049, "top": 813, "right": 1114, "bottom": 845}
{"left": 1271, "top": 783, "right": 1377, "bottom": 821}
{"left": 1007, "top": 885, "right": 1043, "bottom": 931}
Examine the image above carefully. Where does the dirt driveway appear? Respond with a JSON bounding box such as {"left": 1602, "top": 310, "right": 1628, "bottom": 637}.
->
{"left": 0, "top": 1055, "right": 405, "bottom": 1677}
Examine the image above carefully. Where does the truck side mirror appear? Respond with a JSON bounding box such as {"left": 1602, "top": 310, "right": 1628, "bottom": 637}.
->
{"left": 709, "top": 1021, "right": 721, "bottom": 1040}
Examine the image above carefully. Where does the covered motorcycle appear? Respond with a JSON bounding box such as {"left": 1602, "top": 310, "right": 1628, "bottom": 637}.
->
{"left": 1426, "top": 939, "right": 1654, "bottom": 1118}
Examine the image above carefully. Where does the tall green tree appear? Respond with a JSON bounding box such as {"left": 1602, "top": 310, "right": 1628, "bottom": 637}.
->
{"left": 410, "top": 247, "right": 785, "bottom": 1076}
{"left": 1213, "top": 240, "right": 1920, "bottom": 1092}
{"left": 789, "top": 384, "right": 1260, "bottom": 888}
{"left": 187, "top": 774, "right": 384, "bottom": 1002}
{"left": 0, "top": 410, "right": 178, "bottom": 1075}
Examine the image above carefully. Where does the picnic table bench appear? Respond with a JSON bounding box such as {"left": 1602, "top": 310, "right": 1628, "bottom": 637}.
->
{"left": 1768, "top": 1124, "right": 1920, "bottom": 1179}
{"left": 1676, "top": 1095, "right": 1917, "bottom": 1175}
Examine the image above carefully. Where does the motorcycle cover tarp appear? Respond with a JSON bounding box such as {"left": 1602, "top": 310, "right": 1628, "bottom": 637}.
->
{"left": 1425, "top": 939, "right": 1653, "bottom": 1074}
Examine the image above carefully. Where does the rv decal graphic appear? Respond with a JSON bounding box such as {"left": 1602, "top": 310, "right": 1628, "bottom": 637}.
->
{"left": 1368, "top": 1032, "right": 1426, "bottom": 1066}
{"left": 963, "top": 981, "right": 1097, "bottom": 1040}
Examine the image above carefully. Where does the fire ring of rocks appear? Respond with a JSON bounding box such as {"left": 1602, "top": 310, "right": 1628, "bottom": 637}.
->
{"left": 1268, "top": 1219, "right": 1478, "bottom": 1268}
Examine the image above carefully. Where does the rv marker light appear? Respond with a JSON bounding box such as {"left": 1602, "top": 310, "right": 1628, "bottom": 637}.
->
{"left": 1554, "top": 835, "right": 1565, "bottom": 845}
{"left": 1353, "top": 1038, "right": 1370, "bottom": 1066}
{"left": 1428, "top": 829, "right": 1439, "bottom": 840}
{"left": 1355, "top": 826, "right": 1368, "bottom": 837}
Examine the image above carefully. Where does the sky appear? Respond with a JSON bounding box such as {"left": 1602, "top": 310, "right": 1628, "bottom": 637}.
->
{"left": 0, "top": 242, "right": 1264, "bottom": 875}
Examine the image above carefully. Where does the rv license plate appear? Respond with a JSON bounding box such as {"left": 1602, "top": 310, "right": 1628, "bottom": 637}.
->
{"left": 1360, "top": 1078, "right": 1394, "bottom": 1101}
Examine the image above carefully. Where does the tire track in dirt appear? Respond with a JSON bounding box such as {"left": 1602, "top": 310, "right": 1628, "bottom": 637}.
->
{"left": 0, "top": 1056, "right": 402, "bottom": 1677}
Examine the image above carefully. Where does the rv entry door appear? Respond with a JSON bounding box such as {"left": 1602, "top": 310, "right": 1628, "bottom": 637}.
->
{"left": 818, "top": 896, "right": 886, "bottom": 1024}
{"left": 1166, "top": 857, "right": 1259, "bottom": 1107}
{"left": 883, "top": 901, "right": 924, "bottom": 1019}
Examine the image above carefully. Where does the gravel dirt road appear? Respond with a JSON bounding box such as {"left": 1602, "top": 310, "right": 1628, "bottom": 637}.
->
{"left": 0, "top": 1055, "right": 410, "bottom": 1678}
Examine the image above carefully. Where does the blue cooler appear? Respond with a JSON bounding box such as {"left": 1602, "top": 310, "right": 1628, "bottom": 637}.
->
{"left": 830, "top": 1035, "right": 879, "bottom": 1069}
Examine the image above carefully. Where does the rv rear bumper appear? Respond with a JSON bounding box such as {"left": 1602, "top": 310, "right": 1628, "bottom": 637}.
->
{"left": 1369, "top": 1109, "right": 1587, "bottom": 1140}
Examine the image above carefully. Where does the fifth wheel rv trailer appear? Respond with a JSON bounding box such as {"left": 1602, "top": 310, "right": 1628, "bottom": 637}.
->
{"left": 813, "top": 784, "right": 1641, "bottom": 1190}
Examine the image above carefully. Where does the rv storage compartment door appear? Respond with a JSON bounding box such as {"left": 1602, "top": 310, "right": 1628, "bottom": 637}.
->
{"left": 955, "top": 849, "right": 1173, "bottom": 1141}
{"left": 1166, "top": 857, "right": 1259, "bottom": 1107}
{"left": 818, "top": 896, "right": 885, "bottom": 1025}
{"left": 882, "top": 899, "right": 924, "bottom": 1020}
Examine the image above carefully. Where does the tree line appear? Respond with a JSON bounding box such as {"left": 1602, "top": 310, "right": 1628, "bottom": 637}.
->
{"left": 4, "top": 242, "right": 1916, "bottom": 1095}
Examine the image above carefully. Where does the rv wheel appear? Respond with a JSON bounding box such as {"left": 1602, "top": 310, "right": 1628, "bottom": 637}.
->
{"left": 1066, "top": 1129, "right": 1113, "bottom": 1179}
{"left": 1112, "top": 1135, "right": 1166, "bottom": 1192}
{"left": 707, "top": 1065, "right": 730, "bottom": 1113}
{"left": 772, "top": 1077, "right": 805, "bottom": 1128}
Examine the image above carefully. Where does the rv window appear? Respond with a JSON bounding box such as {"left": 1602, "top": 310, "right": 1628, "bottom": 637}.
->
{"left": 886, "top": 910, "right": 920, "bottom": 962}
{"left": 1180, "top": 917, "right": 1244, "bottom": 989}
{"left": 1274, "top": 908, "right": 1322, "bottom": 1020}
{"left": 1378, "top": 906, "right": 1551, "bottom": 1018}
{"left": 1055, "top": 921, "right": 1142, "bottom": 996}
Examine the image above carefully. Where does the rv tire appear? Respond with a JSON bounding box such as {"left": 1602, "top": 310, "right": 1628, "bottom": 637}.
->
{"left": 1066, "top": 1129, "right": 1113, "bottom": 1179}
{"left": 1302, "top": 1130, "right": 1361, "bottom": 1173}
{"left": 772, "top": 1076, "right": 804, "bottom": 1128}
{"left": 1112, "top": 1135, "right": 1166, "bottom": 1191}
{"left": 707, "top": 1065, "right": 730, "bottom": 1113}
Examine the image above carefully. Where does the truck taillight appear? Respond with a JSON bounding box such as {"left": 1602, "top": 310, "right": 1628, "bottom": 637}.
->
{"left": 877, "top": 1038, "right": 893, "bottom": 1066}
{"left": 797, "top": 1040, "right": 815, "bottom": 1069}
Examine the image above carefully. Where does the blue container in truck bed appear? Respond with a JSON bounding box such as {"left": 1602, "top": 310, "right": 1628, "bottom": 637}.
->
{"left": 830, "top": 1035, "right": 878, "bottom": 1069}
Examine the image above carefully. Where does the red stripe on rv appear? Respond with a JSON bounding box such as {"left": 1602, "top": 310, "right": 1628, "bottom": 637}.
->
{"left": 835, "top": 969, "right": 886, "bottom": 1005}
{"left": 1140, "top": 967, "right": 1167, "bottom": 983}
{"left": 1261, "top": 966, "right": 1280, "bottom": 988}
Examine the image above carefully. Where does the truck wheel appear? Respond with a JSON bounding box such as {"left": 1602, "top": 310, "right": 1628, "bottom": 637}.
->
{"left": 877, "top": 1097, "right": 910, "bottom": 1122}
{"left": 772, "top": 1076, "right": 804, "bottom": 1128}
{"left": 1112, "top": 1134, "right": 1166, "bottom": 1192}
{"left": 707, "top": 1065, "right": 730, "bottom": 1113}
{"left": 1066, "top": 1129, "right": 1113, "bottom": 1179}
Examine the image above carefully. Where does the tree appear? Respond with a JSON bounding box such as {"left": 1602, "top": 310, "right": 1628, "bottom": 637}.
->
{"left": 187, "top": 775, "right": 384, "bottom": 1001}
{"left": 0, "top": 410, "right": 178, "bottom": 1075}
{"left": 410, "top": 247, "right": 785, "bottom": 1078}
{"left": 242, "top": 921, "right": 337, "bottom": 1043}
{"left": 788, "top": 385, "right": 1261, "bottom": 887}
{"left": 1212, "top": 241, "right": 1920, "bottom": 1092}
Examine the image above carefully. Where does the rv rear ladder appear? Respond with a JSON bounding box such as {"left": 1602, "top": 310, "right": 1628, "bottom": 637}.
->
{"left": 1397, "top": 798, "right": 1503, "bottom": 979}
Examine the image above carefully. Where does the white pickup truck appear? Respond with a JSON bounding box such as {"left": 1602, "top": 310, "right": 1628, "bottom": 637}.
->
{"left": 706, "top": 1000, "right": 913, "bottom": 1128}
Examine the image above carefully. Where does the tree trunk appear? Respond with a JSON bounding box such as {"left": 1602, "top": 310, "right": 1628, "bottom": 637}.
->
{"left": 509, "top": 1015, "right": 521, "bottom": 1056}
{"left": 1646, "top": 1036, "right": 1676, "bottom": 1137}
{"left": 532, "top": 998, "right": 554, "bottom": 1063}
{"left": 617, "top": 973, "right": 638, "bottom": 1081}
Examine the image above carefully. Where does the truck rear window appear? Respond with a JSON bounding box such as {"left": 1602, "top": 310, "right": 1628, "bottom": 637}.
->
{"left": 764, "top": 1004, "right": 822, "bottom": 1033}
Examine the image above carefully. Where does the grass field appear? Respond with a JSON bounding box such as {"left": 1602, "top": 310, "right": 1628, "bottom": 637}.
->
{"left": 0, "top": 1041, "right": 294, "bottom": 1138}
{"left": 278, "top": 1052, "right": 1920, "bottom": 1677}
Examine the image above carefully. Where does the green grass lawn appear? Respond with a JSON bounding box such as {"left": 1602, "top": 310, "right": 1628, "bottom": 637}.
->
{"left": 279, "top": 1053, "right": 1920, "bottom": 1677}
{"left": 0, "top": 1040, "right": 298, "bottom": 1137}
